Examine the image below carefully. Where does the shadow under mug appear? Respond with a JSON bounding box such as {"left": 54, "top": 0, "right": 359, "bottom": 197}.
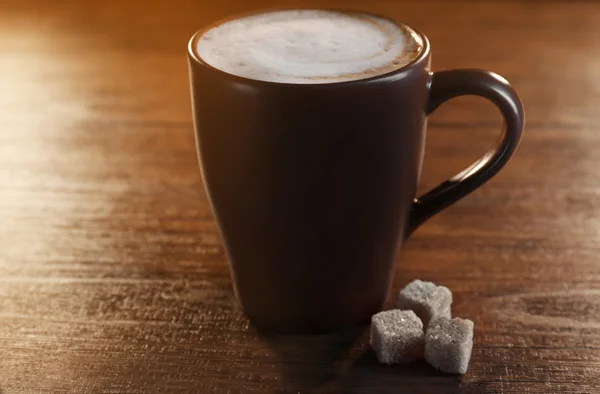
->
{"left": 188, "top": 11, "right": 525, "bottom": 334}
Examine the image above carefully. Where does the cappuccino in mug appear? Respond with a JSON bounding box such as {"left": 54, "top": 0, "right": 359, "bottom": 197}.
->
{"left": 195, "top": 10, "right": 424, "bottom": 84}
{"left": 188, "top": 9, "right": 525, "bottom": 333}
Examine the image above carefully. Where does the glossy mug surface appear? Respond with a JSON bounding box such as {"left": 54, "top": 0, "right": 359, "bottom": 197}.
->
{"left": 188, "top": 9, "right": 525, "bottom": 334}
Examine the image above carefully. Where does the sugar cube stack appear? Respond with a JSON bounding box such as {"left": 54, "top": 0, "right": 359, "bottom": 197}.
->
{"left": 425, "top": 317, "right": 474, "bottom": 374}
{"left": 370, "top": 279, "right": 475, "bottom": 374}
{"left": 370, "top": 310, "right": 425, "bottom": 364}
{"left": 397, "top": 279, "right": 452, "bottom": 327}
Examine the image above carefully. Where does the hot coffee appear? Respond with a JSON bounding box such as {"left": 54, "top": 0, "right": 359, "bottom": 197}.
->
{"left": 188, "top": 10, "right": 525, "bottom": 333}
{"left": 195, "top": 10, "right": 423, "bottom": 84}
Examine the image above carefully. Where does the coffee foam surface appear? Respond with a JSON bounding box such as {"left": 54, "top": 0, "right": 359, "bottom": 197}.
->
{"left": 195, "top": 10, "right": 422, "bottom": 84}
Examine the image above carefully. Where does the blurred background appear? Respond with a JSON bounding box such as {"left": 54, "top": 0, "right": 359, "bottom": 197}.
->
{"left": 3, "top": 0, "right": 597, "bottom": 235}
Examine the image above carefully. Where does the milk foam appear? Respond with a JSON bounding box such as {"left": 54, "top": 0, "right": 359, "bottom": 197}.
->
{"left": 195, "top": 10, "right": 423, "bottom": 84}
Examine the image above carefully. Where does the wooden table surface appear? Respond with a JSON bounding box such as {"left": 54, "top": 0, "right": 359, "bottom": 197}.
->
{"left": 1, "top": 0, "right": 599, "bottom": 393}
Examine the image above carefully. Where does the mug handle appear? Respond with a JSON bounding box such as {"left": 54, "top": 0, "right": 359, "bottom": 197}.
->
{"left": 407, "top": 69, "right": 525, "bottom": 236}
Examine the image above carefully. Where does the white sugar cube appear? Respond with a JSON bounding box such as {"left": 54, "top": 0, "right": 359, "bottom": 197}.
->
{"left": 370, "top": 310, "right": 425, "bottom": 364}
{"left": 425, "top": 317, "right": 474, "bottom": 374}
{"left": 397, "top": 280, "right": 452, "bottom": 327}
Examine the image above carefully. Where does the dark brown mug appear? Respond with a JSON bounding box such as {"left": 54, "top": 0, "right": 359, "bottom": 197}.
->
{"left": 188, "top": 10, "right": 525, "bottom": 334}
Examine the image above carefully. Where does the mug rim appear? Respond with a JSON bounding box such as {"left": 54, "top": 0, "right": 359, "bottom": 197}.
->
{"left": 187, "top": 8, "right": 431, "bottom": 88}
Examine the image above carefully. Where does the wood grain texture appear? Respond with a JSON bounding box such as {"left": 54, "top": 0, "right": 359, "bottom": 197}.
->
{"left": 1, "top": 0, "right": 599, "bottom": 393}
